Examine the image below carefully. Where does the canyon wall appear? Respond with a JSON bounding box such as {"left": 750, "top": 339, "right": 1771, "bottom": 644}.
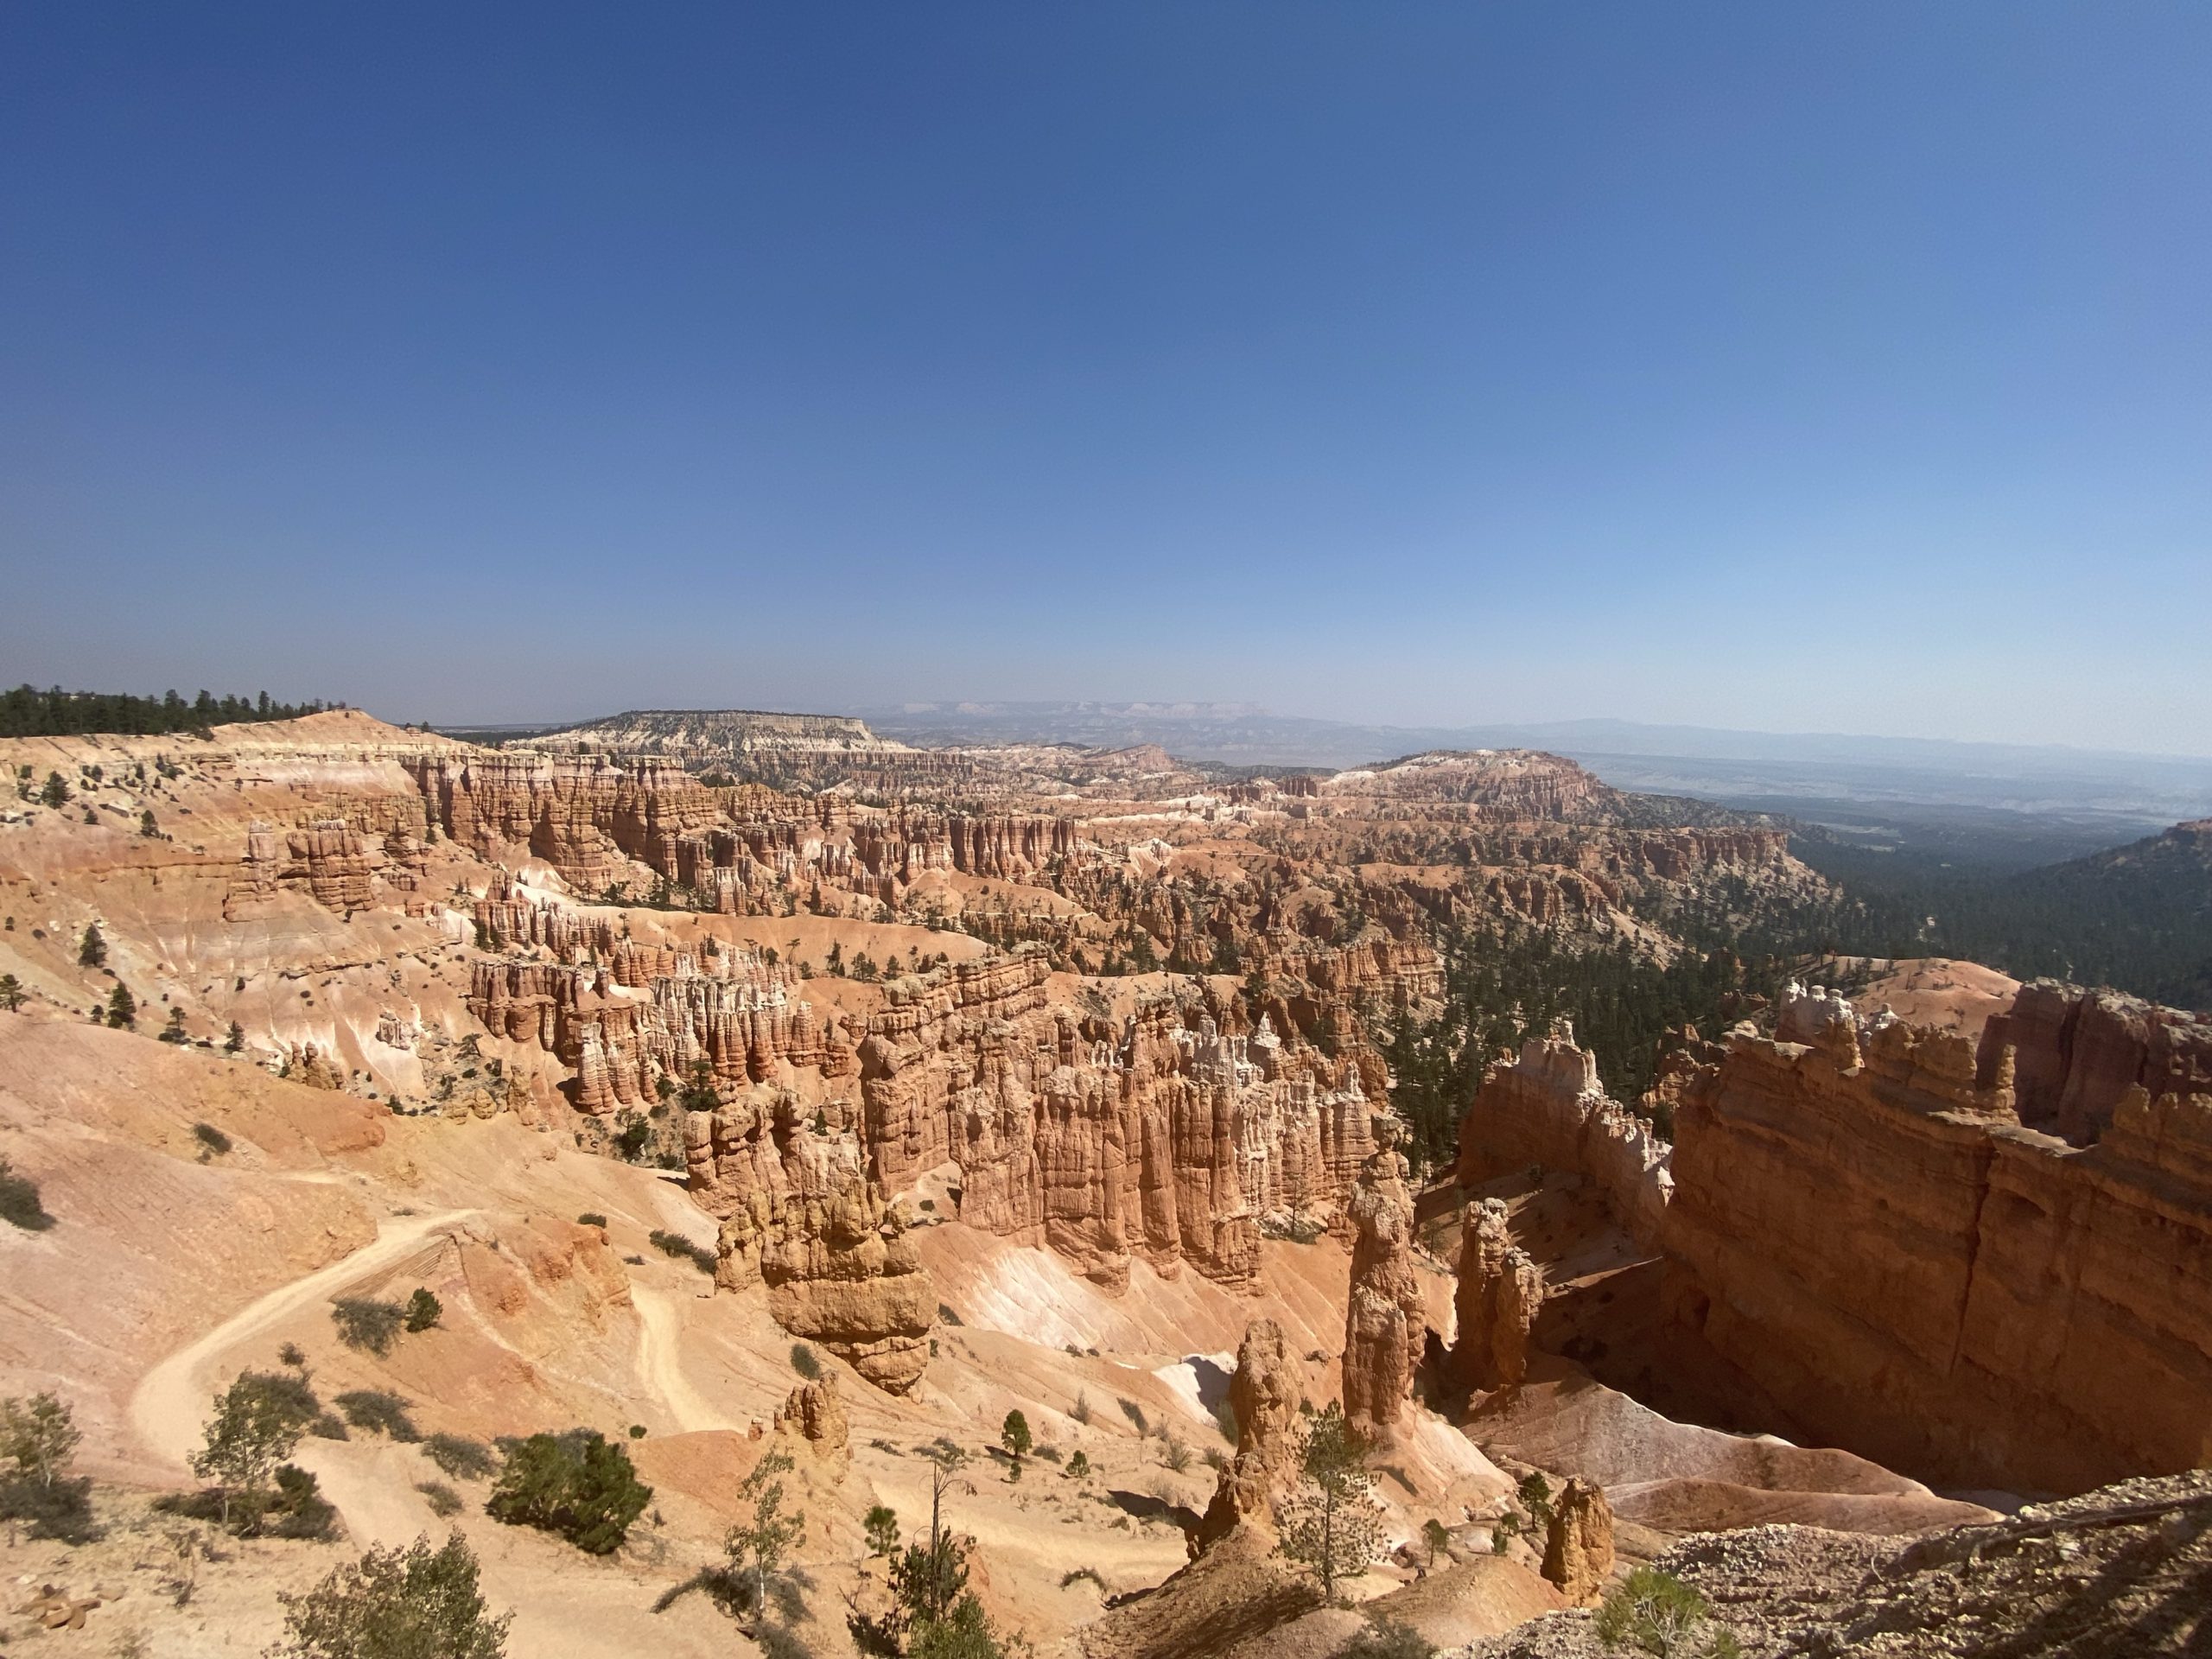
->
{"left": 1662, "top": 990, "right": 2212, "bottom": 1493}
{"left": 1979, "top": 979, "right": 2212, "bottom": 1144}
{"left": 1454, "top": 1026, "right": 1672, "bottom": 1250}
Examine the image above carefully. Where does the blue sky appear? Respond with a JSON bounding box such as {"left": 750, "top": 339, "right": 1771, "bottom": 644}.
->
{"left": 3, "top": 3, "right": 2208, "bottom": 751}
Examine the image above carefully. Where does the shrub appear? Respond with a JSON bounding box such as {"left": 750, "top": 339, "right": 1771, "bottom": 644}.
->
{"left": 486, "top": 1429, "right": 652, "bottom": 1554}
{"left": 272, "top": 1533, "right": 511, "bottom": 1659}
{"left": 308, "top": 1413, "right": 350, "bottom": 1440}
{"left": 1593, "top": 1567, "right": 1739, "bottom": 1657}
{"left": 1070, "top": 1392, "right": 1091, "bottom": 1426}
{"left": 1343, "top": 1620, "right": 1435, "bottom": 1659}
{"left": 648, "top": 1229, "right": 715, "bottom": 1274}
{"left": 576, "top": 1211, "right": 608, "bottom": 1228}
{"left": 278, "top": 1342, "right": 307, "bottom": 1370}
{"left": 1162, "top": 1433, "right": 1191, "bottom": 1473}
{"left": 423, "top": 1433, "right": 496, "bottom": 1481}
{"left": 267, "top": 1463, "right": 339, "bottom": 1540}
{"left": 192, "top": 1122, "right": 232, "bottom": 1155}
{"left": 404, "top": 1288, "right": 442, "bottom": 1332}
{"left": 791, "top": 1343, "right": 823, "bottom": 1380}
{"left": 1117, "top": 1398, "right": 1148, "bottom": 1435}
{"left": 1064, "top": 1450, "right": 1090, "bottom": 1480}
{"left": 0, "top": 1155, "right": 55, "bottom": 1230}
{"left": 936, "top": 1302, "right": 963, "bottom": 1326}
{"left": 335, "top": 1389, "right": 421, "bottom": 1442}
{"left": 417, "top": 1480, "right": 464, "bottom": 1516}
{"left": 331, "top": 1297, "right": 406, "bottom": 1357}
{"left": 1060, "top": 1566, "right": 1107, "bottom": 1592}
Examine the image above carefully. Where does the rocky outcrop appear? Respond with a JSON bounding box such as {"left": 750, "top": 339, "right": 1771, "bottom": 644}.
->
{"left": 1450, "top": 1198, "right": 1541, "bottom": 1393}
{"left": 772, "top": 1374, "right": 850, "bottom": 1482}
{"left": 1662, "top": 989, "right": 2212, "bottom": 1493}
{"left": 945, "top": 814, "right": 1076, "bottom": 879}
{"left": 404, "top": 751, "right": 721, "bottom": 891}
{"left": 1342, "top": 1118, "right": 1426, "bottom": 1440}
{"left": 1540, "top": 1478, "right": 1614, "bottom": 1605}
{"left": 1456, "top": 1026, "right": 1671, "bottom": 1249}
{"left": 718, "top": 1164, "right": 936, "bottom": 1395}
{"left": 1192, "top": 1318, "right": 1304, "bottom": 1557}
{"left": 227, "top": 818, "right": 388, "bottom": 916}
{"left": 1979, "top": 979, "right": 2212, "bottom": 1143}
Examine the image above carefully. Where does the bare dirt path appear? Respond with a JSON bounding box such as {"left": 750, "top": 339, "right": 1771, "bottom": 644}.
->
{"left": 130, "top": 1208, "right": 480, "bottom": 1470}
{"left": 632, "top": 1285, "right": 742, "bottom": 1433}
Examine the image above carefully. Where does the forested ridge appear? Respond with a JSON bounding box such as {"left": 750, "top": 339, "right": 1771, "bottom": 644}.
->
{"left": 0, "top": 684, "right": 337, "bottom": 738}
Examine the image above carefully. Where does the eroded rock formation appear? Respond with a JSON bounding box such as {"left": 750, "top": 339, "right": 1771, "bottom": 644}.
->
{"left": 1342, "top": 1117, "right": 1426, "bottom": 1440}
{"left": 1192, "top": 1318, "right": 1304, "bottom": 1557}
{"left": 1450, "top": 1198, "right": 1542, "bottom": 1394}
{"left": 1540, "top": 1478, "right": 1614, "bottom": 1605}
{"left": 772, "top": 1374, "right": 850, "bottom": 1482}
{"left": 718, "top": 1163, "right": 937, "bottom": 1395}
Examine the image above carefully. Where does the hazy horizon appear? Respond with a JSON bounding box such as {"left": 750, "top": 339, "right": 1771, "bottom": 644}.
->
{"left": 6, "top": 6, "right": 2209, "bottom": 752}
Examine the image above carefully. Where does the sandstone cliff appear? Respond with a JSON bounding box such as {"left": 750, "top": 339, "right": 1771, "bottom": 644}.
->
{"left": 1662, "top": 988, "right": 2212, "bottom": 1493}
{"left": 1455, "top": 1025, "right": 1672, "bottom": 1249}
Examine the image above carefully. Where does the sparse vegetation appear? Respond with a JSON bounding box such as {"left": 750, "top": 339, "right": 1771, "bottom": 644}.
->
{"left": 332, "top": 1296, "right": 407, "bottom": 1356}
{"left": 271, "top": 1531, "right": 511, "bottom": 1659}
{"left": 416, "top": 1479, "right": 464, "bottom": 1516}
{"left": 1163, "top": 1433, "right": 1191, "bottom": 1473}
{"left": 423, "top": 1433, "right": 497, "bottom": 1481}
{"left": 649, "top": 1228, "right": 716, "bottom": 1274}
{"left": 1594, "top": 1567, "right": 1741, "bottom": 1657}
{"left": 577, "top": 1211, "right": 608, "bottom": 1228}
{"left": 0, "top": 1154, "right": 55, "bottom": 1230}
{"left": 1070, "top": 1391, "right": 1092, "bottom": 1426}
{"left": 486, "top": 1429, "right": 652, "bottom": 1554}
{"left": 404, "top": 1287, "right": 442, "bottom": 1332}
{"left": 791, "top": 1342, "right": 823, "bottom": 1379}
{"left": 1343, "top": 1620, "right": 1436, "bottom": 1659}
{"left": 335, "top": 1389, "right": 422, "bottom": 1442}
{"left": 192, "top": 1121, "right": 232, "bottom": 1155}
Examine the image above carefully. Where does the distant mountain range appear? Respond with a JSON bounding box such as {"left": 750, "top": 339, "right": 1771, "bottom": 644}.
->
{"left": 867, "top": 702, "right": 2212, "bottom": 865}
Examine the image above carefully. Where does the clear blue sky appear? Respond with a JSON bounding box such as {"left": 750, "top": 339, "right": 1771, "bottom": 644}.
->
{"left": 4, "top": 3, "right": 2208, "bottom": 750}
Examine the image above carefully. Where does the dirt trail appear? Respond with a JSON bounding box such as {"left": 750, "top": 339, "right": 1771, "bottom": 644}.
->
{"left": 130, "top": 1208, "right": 480, "bottom": 1470}
{"left": 633, "top": 1286, "right": 742, "bottom": 1433}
